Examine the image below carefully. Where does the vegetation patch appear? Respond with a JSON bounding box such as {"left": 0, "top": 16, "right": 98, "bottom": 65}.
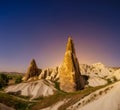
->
{"left": 0, "top": 92, "right": 33, "bottom": 110}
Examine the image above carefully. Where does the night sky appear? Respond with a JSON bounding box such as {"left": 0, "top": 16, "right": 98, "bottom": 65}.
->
{"left": 0, "top": 0, "right": 120, "bottom": 72}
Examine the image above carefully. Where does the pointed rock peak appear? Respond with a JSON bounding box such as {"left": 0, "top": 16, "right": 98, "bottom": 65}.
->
{"left": 66, "top": 36, "right": 75, "bottom": 53}
{"left": 68, "top": 36, "right": 72, "bottom": 41}
{"left": 30, "top": 59, "right": 37, "bottom": 67}
{"left": 31, "top": 59, "right": 35, "bottom": 63}
{"left": 59, "top": 37, "right": 85, "bottom": 92}
{"left": 23, "top": 58, "right": 39, "bottom": 81}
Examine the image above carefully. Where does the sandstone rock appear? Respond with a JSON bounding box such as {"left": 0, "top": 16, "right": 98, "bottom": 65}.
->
{"left": 59, "top": 37, "right": 85, "bottom": 92}
{"left": 38, "top": 67, "right": 59, "bottom": 81}
{"left": 5, "top": 79, "right": 57, "bottom": 99}
{"left": 23, "top": 59, "right": 39, "bottom": 81}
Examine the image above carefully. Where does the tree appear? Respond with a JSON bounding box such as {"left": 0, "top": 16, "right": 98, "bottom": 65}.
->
{"left": 0, "top": 74, "right": 9, "bottom": 88}
{"left": 15, "top": 76, "right": 22, "bottom": 84}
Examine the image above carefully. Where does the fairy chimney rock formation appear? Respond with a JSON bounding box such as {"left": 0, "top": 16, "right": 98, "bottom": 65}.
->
{"left": 23, "top": 59, "right": 39, "bottom": 81}
{"left": 59, "top": 37, "right": 85, "bottom": 92}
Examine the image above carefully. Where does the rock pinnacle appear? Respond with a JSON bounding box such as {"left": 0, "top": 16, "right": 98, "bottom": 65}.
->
{"left": 59, "top": 37, "right": 85, "bottom": 92}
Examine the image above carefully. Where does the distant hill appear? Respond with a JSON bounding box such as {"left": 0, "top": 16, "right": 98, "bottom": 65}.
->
{"left": 0, "top": 72, "right": 24, "bottom": 85}
{"left": 0, "top": 72, "right": 24, "bottom": 75}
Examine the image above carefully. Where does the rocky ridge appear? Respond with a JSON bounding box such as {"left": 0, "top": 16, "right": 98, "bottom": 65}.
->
{"left": 22, "top": 60, "right": 120, "bottom": 87}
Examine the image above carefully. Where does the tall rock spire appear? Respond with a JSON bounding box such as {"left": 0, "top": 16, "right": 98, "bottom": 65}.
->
{"left": 66, "top": 37, "right": 75, "bottom": 53}
{"left": 59, "top": 37, "right": 85, "bottom": 92}
{"left": 23, "top": 59, "right": 39, "bottom": 81}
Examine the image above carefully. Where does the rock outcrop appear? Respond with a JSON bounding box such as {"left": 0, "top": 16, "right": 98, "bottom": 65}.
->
{"left": 22, "top": 59, "right": 39, "bottom": 81}
{"left": 59, "top": 37, "right": 85, "bottom": 92}
{"left": 5, "top": 79, "right": 57, "bottom": 99}
{"left": 80, "top": 63, "right": 116, "bottom": 87}
{"left": 38, "top": 67, "right": 59, "bottom": 81}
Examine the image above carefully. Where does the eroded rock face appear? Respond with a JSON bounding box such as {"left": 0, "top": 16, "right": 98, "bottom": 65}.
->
{"left": 5, "top": 79, "right": 57, "bottom": 99}
{"left": 23, "top": 59, "right": 39, "bottom": 81}
{"left": 59, "top": 37, "right": 85, "bottom": 92}
{"left": 38, "top": 67, "right": 59, "bottom": 81}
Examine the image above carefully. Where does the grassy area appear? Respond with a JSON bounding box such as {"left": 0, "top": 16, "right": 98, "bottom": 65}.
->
{"left": 0, "top": 92, "right": 33, "bottom": 110}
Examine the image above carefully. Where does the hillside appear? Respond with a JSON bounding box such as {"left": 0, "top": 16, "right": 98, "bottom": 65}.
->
{"left": 5, "top": 79, "right": 57, "bottom": 99}
{"left": 69, "top": 81, "right": 120, "bottom": 110}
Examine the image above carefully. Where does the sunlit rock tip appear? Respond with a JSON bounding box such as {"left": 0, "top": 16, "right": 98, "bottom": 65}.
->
{"left": 22, "top": 58, "right": 39, "bottom": 81}
{"left": 59, "top": 37, "right": 85, "bottom": 92}
{"left": 66, "top": 36, "right": 75, "bottom": 53}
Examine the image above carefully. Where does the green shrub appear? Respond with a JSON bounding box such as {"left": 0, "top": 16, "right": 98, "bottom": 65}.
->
{"left": 0, "top": 74, "right": 9, "bottom": 88}
{"left": 15, "top": 76, "right": 22, "bottom": 84}
{"left": 107, "top": 79, "right": 112, "bottom": 84}
{"left": 54, "top": 81, "right": 60, "bottom": 90}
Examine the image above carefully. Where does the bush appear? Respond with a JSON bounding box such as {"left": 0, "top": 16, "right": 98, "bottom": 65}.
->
{"left": 107, "top": 79, "right": 112, "bottom": 84}
{"left": 54, "top": 81, "right": 60, "bottom": 90}
{"left": 15, "top": 76, "right": 22, "bottom": 84}
{"left": 0, "top": 74, "right": 9, "bottom": 88}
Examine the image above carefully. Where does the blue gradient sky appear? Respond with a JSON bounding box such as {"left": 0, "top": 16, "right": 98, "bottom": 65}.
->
{"left": 0, "top": 0, "right": 120, "bottom": 72}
